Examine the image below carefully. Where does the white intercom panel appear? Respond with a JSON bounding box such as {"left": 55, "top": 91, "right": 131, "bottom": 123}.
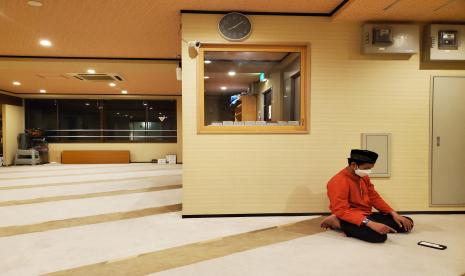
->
{"left": 362, "top": 24, "right": 419, "bottom": 54}
{"left": 425, "top": 24, "right": 465, "bottom": 61}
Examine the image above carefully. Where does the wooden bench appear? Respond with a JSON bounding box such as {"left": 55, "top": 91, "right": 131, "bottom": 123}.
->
{"left": 61, "top": 150, "right": 130, "bottom": 164}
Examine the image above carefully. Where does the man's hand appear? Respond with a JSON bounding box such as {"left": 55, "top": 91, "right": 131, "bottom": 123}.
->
{"left": 390, "top": 212, "right": 414, "bottom": 232}
{"left": 366, "top": 221, "right": 397, "bottom": 235}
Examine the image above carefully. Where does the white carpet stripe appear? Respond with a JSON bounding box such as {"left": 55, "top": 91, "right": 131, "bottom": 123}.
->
{"left": 0, "top": 189, "right": 181, "bottom": 227}
{"left": 0, "top": 176, "right": 181, "bottom": 202}
{"left": 0, "top": 168, "right": 182, "bottom": 188}
{"left": 152, "top": 215, "right": 465, "bottom": 276}
{"left": 0, "top": 212, "right": 312, "bottom": 276}
{"left": 0, "top": 163, "right": 152, "bottom": 173}
{"left": 0, "top": 164, "right": 181, "bottom": 180}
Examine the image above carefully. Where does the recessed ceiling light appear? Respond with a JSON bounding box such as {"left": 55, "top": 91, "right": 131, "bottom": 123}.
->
{"left": 13, "top": 81, "right": 21, "bottom": 86}
{"left": 204, "top": 76, "right": 210, "bottom": 79}
{"left": 39, "top": 39, "right": 52, "bottom": 47}
{"left": 220, "top": 86, "right": 227, "bottom": 91}
{"left": 204, "top": 60, "right": 212, "bottom": 64}
{"left": 39, "top": 89, "right": 46, "bottom": 93}
{"left": 87, "top": 69, "right": 96, "bottom": 74}
{"left": 85, "top": 102, "right": 90, "bottom": 106}
{"left": 121, "top": 90, "right": 128, "bottom": 94}
{"left": 27, "top": 0, "right": 43, "bottom": 7}
{"left": 109, "top": 83, "right": 116, "bottom": 87}
{"left": 228, "top": 71, "right": 236, "bottom": 76}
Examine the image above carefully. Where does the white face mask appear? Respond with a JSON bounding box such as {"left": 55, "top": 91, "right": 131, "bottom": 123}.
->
{"left": 355, "top": 167, "right": 372, "bottom": 177}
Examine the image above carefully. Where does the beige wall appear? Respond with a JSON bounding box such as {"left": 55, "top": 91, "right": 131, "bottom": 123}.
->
{"left": 182, "top": 14, "right": 465, "bottom": 215}
{"left": 2, "top": 104, "right": 25, "bottom": 165}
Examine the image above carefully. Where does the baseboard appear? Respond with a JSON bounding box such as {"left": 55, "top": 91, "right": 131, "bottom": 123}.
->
{"left": 182, "top": 212, "right": 330, "bottom": 218}
{"left": 130, "top": 161, "right": 182, "bottom": 164}
{"left": 182, "top": 210, "right": 465, "bottom": 219}
{"left": 398, "top": 210, "right": 465, "bottom": 215}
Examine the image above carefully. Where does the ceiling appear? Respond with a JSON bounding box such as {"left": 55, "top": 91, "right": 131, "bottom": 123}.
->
{"left": 0, "top": 58, "right": 180, "bottom": 95}
{"left": 0, "top": 0, "right": 343, "bottom": 58}
{"left": 333, "top": 0, "right": 465, "bottom": 22}
{"left": 1, "top": 0, "right": 464, "bottom": 96}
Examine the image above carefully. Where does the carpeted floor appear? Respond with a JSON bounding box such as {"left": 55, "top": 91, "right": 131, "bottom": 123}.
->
{"left": 0, "top": 164, "right": 463, "bottom": 276}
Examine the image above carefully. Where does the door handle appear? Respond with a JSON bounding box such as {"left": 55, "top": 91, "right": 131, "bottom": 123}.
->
{"left": 436, "top": 136, "right": 440, "bottom": 147}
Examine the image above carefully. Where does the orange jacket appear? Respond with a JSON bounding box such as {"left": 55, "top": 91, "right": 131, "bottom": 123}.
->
{"left": 327, "top": 168, "right": 393, "bottom": 225}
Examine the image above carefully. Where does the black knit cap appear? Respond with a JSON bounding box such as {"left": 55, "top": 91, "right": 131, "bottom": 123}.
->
{"left": 350, "top": 149, "right": 378, "bottom": 164}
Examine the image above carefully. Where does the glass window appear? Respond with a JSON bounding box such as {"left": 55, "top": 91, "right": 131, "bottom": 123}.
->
{"left": 199, "top": 45, "right": 307, "bottom": 134}
{"left": 25, "top": 99, "right": 57, "bottom": 130}
{"left": 147, "top": 100, "right": 177, "bottom": 142}
{"left": 58, "top": 100, "right": 101, "bottom": 142}
{"left": 25, "top": 99, "right": 177, "bottom": 143}
{"left": 103, "top": 100, "right": 146, "bottom": 142}
{"left": 25, "top": 99, "right": 58, "bottom": 142}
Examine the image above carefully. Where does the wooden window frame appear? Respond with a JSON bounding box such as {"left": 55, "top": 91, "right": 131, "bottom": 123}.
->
{"left": 197, "top": 44, "right": 309, "bottom": 134}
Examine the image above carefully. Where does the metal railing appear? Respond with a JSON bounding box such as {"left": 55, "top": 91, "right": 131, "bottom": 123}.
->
{"left": 40, "top": 129, "right": 177, "bottom": 142}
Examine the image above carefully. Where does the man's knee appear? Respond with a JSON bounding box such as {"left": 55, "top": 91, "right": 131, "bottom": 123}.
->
{"left": 366, "top": 233, "right": 387, "bottom": 243}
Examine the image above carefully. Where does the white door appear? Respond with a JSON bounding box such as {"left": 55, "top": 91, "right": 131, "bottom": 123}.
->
{"left": 431, "top": 76, "right": 465, "bottom": 205}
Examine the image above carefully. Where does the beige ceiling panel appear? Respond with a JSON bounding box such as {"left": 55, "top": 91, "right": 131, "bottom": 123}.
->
{"left": 0, "top": 0, "right": 342, "bottom": 58}
{"left": 334, "top": 0, "right": 465, "bottom": 22}
{"left": 0, "top": 58, "right": 181, "bottom": 95}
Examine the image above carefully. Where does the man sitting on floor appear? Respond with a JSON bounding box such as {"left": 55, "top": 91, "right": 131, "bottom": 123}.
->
{"left": 320, "top": 149, "right": 414, "bottom": 243}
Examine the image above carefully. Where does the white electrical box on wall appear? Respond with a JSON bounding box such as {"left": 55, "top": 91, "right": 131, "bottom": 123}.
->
{"left": 362, "top": 24, "right": 419, "bottom": 54}
{"left": 425, "top": 24, "right": 465, "bottom": 61}
{"left": 361, "top": 133, "right": 391, "bottom": 178}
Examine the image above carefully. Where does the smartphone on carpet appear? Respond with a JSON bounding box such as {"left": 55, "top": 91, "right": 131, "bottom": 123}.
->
{"left": 417, "top": 241, "right": 447, "bottom": 250}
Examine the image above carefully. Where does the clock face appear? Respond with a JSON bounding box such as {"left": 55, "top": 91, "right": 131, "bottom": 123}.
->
{"left": 218, "top": 13, "right": 252, "bottom": 41}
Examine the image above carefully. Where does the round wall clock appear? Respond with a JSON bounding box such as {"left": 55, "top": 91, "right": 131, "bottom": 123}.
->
{"left": 218, "top": 12, "right": 252, "bottom": 41}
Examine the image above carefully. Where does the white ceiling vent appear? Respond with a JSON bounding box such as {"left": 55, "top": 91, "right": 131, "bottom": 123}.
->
{"left": 66, "top": 73, "right": 126, "bottom": 82}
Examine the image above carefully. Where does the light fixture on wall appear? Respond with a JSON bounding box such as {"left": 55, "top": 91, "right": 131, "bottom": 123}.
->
{"left": 39, "top": 89, "right": 46, "bottom": 93}
{"left": 109, "top": 83, "right": 116, "bottom": 87}
{"left": 228, "top": 71, "right": 236, "bottom": 76}
{"left": 204, "top": 76, "right": 210, "bottom": 79}
{"left": 87, "top": 69, "right": 96, "bottom": 74}
{"left": 220, "top": 86, "right": 227, "bottom": 91}
{"left": 204, "top": 60, "right": 212, "bottom": 64}
{"left": 121, "top": 90, "right": 128, "bottom": 94}
{"left": 39, "top": 39, "right": 52, "bottom": 47}
{"left": 13, "top": 81, "right": 21, "bottom": 86}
